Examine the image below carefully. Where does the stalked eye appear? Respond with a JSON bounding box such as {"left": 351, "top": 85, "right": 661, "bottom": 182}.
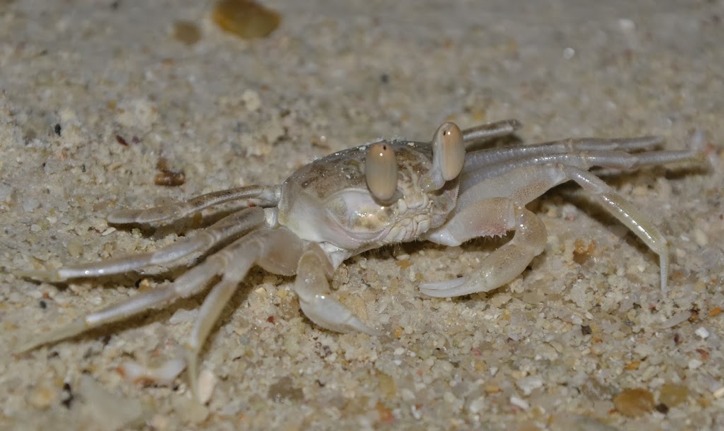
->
{"left": 435, "top": 122, "right": 465, "bottom": 181}
{"left": 365, "top": 142, "right": 398, "bottom": 203}
{"left": 423, "top": 122, "right": 465, "bottom": 190}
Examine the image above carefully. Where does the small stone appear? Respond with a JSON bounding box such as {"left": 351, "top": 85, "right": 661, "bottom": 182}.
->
{"left": 267, "top": 376, "right": 304, "bottom": 402}
{"left": 149, "top": 414, "right": 171, "bottom": 431}
{"left": 659, "top": 383, "right": 689, "bottom": 407}
{"left": 173, "top": 21, "right": 201, "bottom": 45}
{"left": 173, "top": 395, "right": 210, "bottom": 424}
{"left": 694, "top": 327, "right": 710, "bottom": 339}
{"left": 27, "top": 383, "right": 57, "bottom": 409}
{"left": 613, "top": 388, "right": 654, "bottom": 417}
{"left": 516, "top": 375, "right": 543, "bottom": 396}
{"left": 693, "top": 228, "right": 708, "bottom": 246}
{"left": 467, "top": 396, "right": 485, "bottom": 414}
{"left": 712, "top": 386, "right": 724, "bottom": 399}
{"left": 655, "top": 403, "right": 669, "bottom": 414}
{"left": 377, "top": 372, "right": 397, "bottom": 399}
{"left": 241, "top": 89, "right": 261, "bottom": 112}
{"left": 66, "top": 238, "right": 84, "bottom": 258}
{"left": 212, "top": 0, "right": 281, "bottom": 40}
{"left": 510, "top": 395, "right": 529, "bottom": 410}
{"left": 515, "top": 421, "right": 543, "bottom": 431}
{"left": 688, "top": 358, "right": 703, "bottom": 369}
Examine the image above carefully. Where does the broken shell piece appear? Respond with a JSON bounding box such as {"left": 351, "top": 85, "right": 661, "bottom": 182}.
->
{"left": 117, "top": 358, "right": 186, "bottom": 386}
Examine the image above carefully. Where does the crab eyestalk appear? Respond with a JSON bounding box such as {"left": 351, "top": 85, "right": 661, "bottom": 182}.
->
{"left": 365, "top": 141, "right": 399, "bottom": 204}
{"left": 423, "top": 122, "right": 465, "bottom": 191}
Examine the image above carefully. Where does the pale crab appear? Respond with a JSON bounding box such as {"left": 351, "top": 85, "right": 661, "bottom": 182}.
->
{"left": 17, "top": 119, "right": 700, "bottom": 397}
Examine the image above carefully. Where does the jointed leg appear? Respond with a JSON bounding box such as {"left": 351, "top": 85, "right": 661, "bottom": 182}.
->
{"left": 16, "top": 241, "right": 235, "bottom": 354}
{"left": 422, "top": 198, "right": 547, "bottom": 297}
{"left": 463, "top": 135, "right": 665, "bottom": 174}
{"left": 293, "top": 243, "right": 379, "bottom": 335}
{"left": 562, "top": 166, "right": 670, "bottom": 291}
{"left": 108, "top": 185, "right": 281, "bottom": 227}
{"left": 461, "top": 145, "right": 698, "bottom": 191}
{"left": 19, "top": 207, "right": 266, "bottom": 282}
{"left": 462, "top": 119, "right": 522, "bottom": 149}
{"left": 182, "top": 228, "right": 303, "bottom": 398}
{"left": 459, "top": 142, "right": 700, "bottom": 205}
{"left": 455, "top": 162, "right": 673, "bottom": 292}
{"left": 17, "top": 227, "right": 308, "bottom": 400}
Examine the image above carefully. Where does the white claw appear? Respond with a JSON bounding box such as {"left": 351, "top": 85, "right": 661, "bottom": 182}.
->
{"left": 424, "top": 122, "right": 465, "bottom": 190}
{"left": 365, "top": 142, "right": 398, "bottom": 203}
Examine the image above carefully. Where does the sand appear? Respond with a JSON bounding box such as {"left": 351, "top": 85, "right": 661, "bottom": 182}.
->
{"left": 1, "top": 0, "right": 722, "bottom": 429}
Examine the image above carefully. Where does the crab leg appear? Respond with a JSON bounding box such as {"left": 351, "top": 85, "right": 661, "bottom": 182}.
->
{"left": 293, "top": 243, "right": 379, "bottom": 336}
{"left": 463, "top": 135, "right": 665, "bottom": 176}
{"left": 108, "top": 185, "right": 281, "bottom": 226}
{"left": 562, "top": 165, "right": 669, "bottom": 291}
{"left": 432, "top": 159, "right": 674, "bottom": 294}
{"left": 460, "top": 147, "right": 698, "bottom": 195}
{"left": 20, "top": 207, "right": 266, "bottom": 282}
{"left": 462, "top": 119, "right": 522, "bottom": 149}
{"left": 183, "top": 227, "right": 303, "bottom": 399}
{"left": 422, "top": 198, "right": 546, "bottom": 297}
{"left": 17, "top": 228, "right": 306, "bottom": 394}
{"left": 15, "top": 243, "right": 233, "bottom": 354}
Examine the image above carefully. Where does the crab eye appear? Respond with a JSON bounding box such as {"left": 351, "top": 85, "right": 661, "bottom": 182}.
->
{"left": 436, "top": 122, "right": 465, "bottom": 180}
{"left": 424, "top": 122, "right": 465, "bottom": 190}
{"left": 365, "top": 142, "right": 398, "bottom": 203}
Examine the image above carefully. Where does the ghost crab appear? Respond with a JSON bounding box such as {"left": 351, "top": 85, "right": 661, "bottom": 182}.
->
{"left": 18, "top": 119, "right": 700, "bottom": 397}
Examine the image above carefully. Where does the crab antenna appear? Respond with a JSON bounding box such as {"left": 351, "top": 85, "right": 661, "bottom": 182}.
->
{"left": 365, "top": 141, "right": 399, "bottom": 203}
{"left": 423, "top": 122, "right": 465, "bottom": 190}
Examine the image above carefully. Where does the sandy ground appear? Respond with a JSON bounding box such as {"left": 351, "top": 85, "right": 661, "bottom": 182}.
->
{"left": 1, "top": 0, "right": 723, "bottom": 430}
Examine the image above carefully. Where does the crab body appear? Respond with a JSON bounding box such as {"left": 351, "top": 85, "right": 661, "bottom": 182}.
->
{"left": 16, "top": 119, "right": 702, "bottom": 399}
{"left": 278, "top": 141, "right": 457, "bottom": 264}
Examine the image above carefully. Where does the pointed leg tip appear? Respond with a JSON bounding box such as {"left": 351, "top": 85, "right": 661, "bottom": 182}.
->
{"left": 106, "top": 209, "right": 139, "bottom": 225}
{"left": 185, "top": 349, "right": 202, "bottom": 402}
{"left": 15, "top": 269, "right": 63, "bottom": 283}
{"left": 15, "top": 319, "right": 88, "bottom": 355}
{"left": 346, "top": 318, "right": 383, "bottom": 337}
{"left": 362, "top": 326, "right": 384, "bottom": 337}
{"left": 14, "top": 333, "right": 61, "bottom": 355}
{"left": 419, "top": 277, "right": 468, "bottom": 297}
{"left": 14, "top": 341, "right": 42, "bottom": 356}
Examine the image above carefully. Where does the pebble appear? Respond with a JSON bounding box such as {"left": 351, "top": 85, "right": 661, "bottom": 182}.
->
{"left": 467, "top": 396, "right": 485, "bottom": 414}
{"left": 712, "top": 386, "right": 724, "bottom": 399}
{"left": 212, "top": 0, "right": 281, "bottom": 40}
{"left": 516, "top": 375, "right": 544, "bottom": 396}
{"left": 117, "top": 358, "right": 186, "bottom": 386}
{"left": 241, "top": 89, "right": 262, "bottom": 111}
{"left": 694, "top": 327, "right": 710, "bottom": 339}
{"left": 688, "top": 358, "right": 703, "bottom": 370}
{"left": 173, "top": 21, "right": 201, "bottom": 45}
{"left": 510, "top": 396, "right": 530, "bottom": 410}
{"left": 693, "top": 228, "right": 708, "bottom": 246}
{"left": 613, "top": 388, "right": 654, "bottom": 417}
{"left": 659, "top": 383, "right": 689, "bottom": 407}
{"left": 173, "top": 395, "right": 210, "bottom": 424}
{"left": 27, "top": 383, "right": 57, "bottom": 409}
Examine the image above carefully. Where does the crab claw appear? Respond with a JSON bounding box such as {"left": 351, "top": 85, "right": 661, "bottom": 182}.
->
{"left": 423, "top": 122, "right": 465, "bottom": 190}
{"left": 365, "top": 141, "right": 399, "bottom": 204}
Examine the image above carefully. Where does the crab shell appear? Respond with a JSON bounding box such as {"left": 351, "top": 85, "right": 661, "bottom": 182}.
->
{"left": 278, "top": 140, "right": 457, "bottom": 264}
